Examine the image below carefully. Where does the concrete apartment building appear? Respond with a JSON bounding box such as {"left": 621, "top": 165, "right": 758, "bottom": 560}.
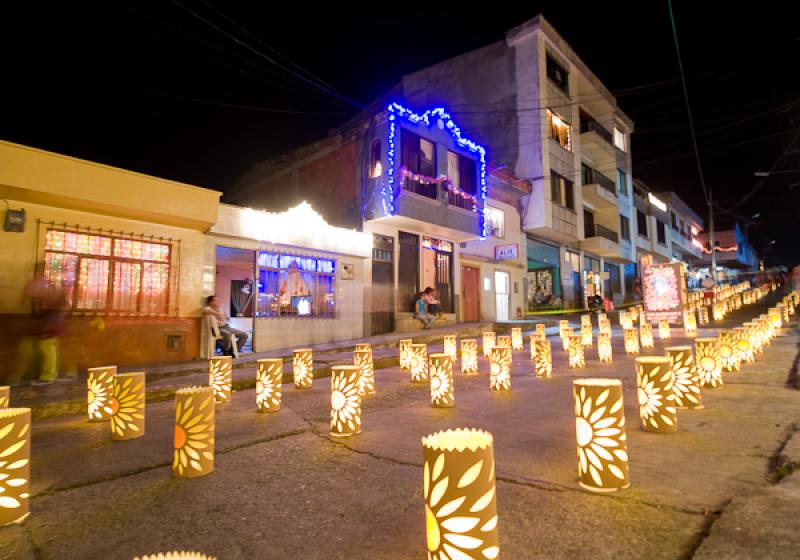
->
{"left": 398, "top": 15, "right": 636, "bottom": 309}
{"left": 660, "top": 191, "right": 705, "bottom": 265}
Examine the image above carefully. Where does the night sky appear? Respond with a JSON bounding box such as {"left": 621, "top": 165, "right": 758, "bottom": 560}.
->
{"left": 2, "top": 2, "right": 799, "bottom": 265}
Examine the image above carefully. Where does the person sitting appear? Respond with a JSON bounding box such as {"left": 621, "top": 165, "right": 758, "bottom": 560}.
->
{"left": 415, "top": 291, "right": 435, "bottom": 329}
{"left": 203, "top": 295, "right": 249, "bottom": 355}
{"left": 426, "top": 287, "right": 441, "bottom": 317}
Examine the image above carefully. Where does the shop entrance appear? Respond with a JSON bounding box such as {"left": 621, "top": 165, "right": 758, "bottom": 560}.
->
{"left": 214, "top": 246, "right": 255, "bottom": 353}
{"left": 494, "top": 270, "right": 510, "bottom": 321}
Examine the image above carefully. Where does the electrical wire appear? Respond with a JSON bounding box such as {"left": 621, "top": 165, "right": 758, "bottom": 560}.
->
{"left": 144, "top": 90, "right": 349, "bottom": 115}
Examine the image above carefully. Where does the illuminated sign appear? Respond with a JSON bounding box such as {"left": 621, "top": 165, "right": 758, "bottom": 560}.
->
{"left": 642, "top": 262, "right": 687, "bottom": 322}
{"left": 495, "top": 244, "right": 519, "bottom": 261}
{"left": 648, "top": 192, "right": 668, "bottom": 213}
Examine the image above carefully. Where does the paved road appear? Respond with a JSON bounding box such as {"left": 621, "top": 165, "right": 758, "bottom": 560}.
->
{"left": 1, "top": 313, "right": 799, "bottom": 559}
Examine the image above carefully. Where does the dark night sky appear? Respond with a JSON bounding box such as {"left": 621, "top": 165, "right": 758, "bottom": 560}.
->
{"left": 2, "top": 2, "right": 800, "bottom": 265}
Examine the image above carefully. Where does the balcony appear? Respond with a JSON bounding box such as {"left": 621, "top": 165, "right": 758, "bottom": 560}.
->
{"left": 579, "top": 119, "right": 616, "bottom": 163}
{"left": 581, "top": 165, "right": 617, "bottom": 209}
{"left": 582, "top": 224, "right": 621, "bottom": 259}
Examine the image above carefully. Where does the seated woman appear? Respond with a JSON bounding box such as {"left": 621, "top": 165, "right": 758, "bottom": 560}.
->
{"left": 415, "top": 291, "right": 435, "bottom": 329}
{"left": 426, "top": 287, "right": 441, "bottom": 316}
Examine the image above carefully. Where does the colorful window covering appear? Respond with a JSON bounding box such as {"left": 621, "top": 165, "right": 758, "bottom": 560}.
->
{"left": 256, "top": 251, "right": 336, "bottom": 318}
{"left": 43, "top": 229, "right": 172, "bottom": 315}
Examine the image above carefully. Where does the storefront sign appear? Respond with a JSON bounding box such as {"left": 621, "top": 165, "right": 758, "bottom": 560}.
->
{"left": 642, "top": 262, "right": 687, "bottom": 322}
{"left": 423, "top": 236, "right": 453, "bottom": 253}
{"left": 495, "top": 244, "right": 518, "bottom": 261}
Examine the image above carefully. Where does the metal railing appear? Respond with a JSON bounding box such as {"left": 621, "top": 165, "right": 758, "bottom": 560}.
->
{"left": 584, "top": 224, "right": 619, "bottom": 243}
{"left": 579, "top": 119, "right": 613, "bottom": 144}
{"left": 581, "top": 165, "right": 616, "bottom": 194}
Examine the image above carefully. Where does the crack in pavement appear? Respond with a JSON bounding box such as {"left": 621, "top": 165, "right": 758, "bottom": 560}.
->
{"left": 22, "top": 518, "right": 43, "bottom": 560}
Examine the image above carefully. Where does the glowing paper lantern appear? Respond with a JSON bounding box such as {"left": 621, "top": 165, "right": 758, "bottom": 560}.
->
{"left": 490, "top": 346, "right": 511, "bottom": 391}
{"left": 109, "top": 372, "right": 145, "bottom": 441}
{"left": 620, "top": 311, "right": 633, "bottom": 330}
{"left": 0, "top": 408, "right": 30, "bottom": 525}
{"left": 173, "top": 387, "right": 215, "bottom": 478}
{"left": 718, "top": 330, "right": 740, "bottom": 373}
{"left": 559, "top": 320, "right": 570, "bottom": 339}
{"left": 208, "top": 356, "right": 233, "bottom": 403}
{"left": 581, "top": 323, "right": 593, "bottom": 347}
{"left": 461, "top": 339, "right": 479, "bottom": 375}
{"left": 443, "top": 335, "right": 458, "bottom": 361}
{"left": 635, "top": 357, "right": 677, "bottom": 433}
{"left": 421, "top": 429, "right": 499, "bottom": 560}
{"left": 134, "top": 553, "right": 217, "bottom": 560}
{"left": 429, "top": 353, "right": 455, "bottom": 408}
{"left": 629, "top": 306, "right": 639, "bottom": 323}
{"left": 354, "top": 349, "right": 376, "bottom": 396}
{"left": 410, "top": 344, "right": 429, "bottom": 383}
{"left": 86, "top": 365, "right": 116, "bottom": 422}
{"left": 581, "top": 314, "right": 592, "bottom": 328}
{"left": 769, "top": 308, "right": 782, "bottom": 329}
{"left": 572, "top": 379, "right": 629, "bottom": 492}
{"left": 599, "top": 319, "right": 611, "bottom": 336}
{"left": 780, "top": 303, "right": 790, "bottom": 323}
{"left": 561, "top": 328, "right": 573, "bottom": 352}
{"left": 532, "top": 338, "right": 552, "bottom": 378}
{"left": 568, "top": 335, "right": 585, "bottom": 369}
{"left": 658, "top": 320, "right": 671, "bottom": 341}
{"left": 624, "top": 328, "right": 639, "bottom": 356}
{"left": 683, "top": 310, "right": 697, "bottom": 337}
{"left": 496, "top": 335, "right": 511, "bottom": 349}
{"left": 330, "top": 365, "right": 362, "bottom": 437}
{"left": 0, "top": 386, "right": 8, "bottom": 409}
{"left": 482, "top": 332, "right": 496, "bottom": 358}
{"left": 536, "top": 323, "right": 547, "bottom": 340}
{"left": 695, "top": 338, "right": 723, "bottom": 388}
{"left": 712, "top": 304, "right": 725, "bottom": 322}
{"left": 665, "top": 346, "right": 703, "bottom": 409}
{"left": 293, "top": 349, "right": 314, "bottom": 389}
{"left": 510, "top": 328, "right": 523, "bottom": 351}
{"left": 639, "top": 323, "right": 654, "bottom": 349}
{"left": 399, "top": 339, "right": 413, "bottom": 371}
{"left": 697, "top": 307, "right": 709, "bottom": 326}
{"left": 597, "top": 332, "right": 612, "bottom": 363}
{"left": 255, "top": 358, "right": 282, "bottom": 413}
{"left": 734, "top": 327, "right": 754, "bottom": 364}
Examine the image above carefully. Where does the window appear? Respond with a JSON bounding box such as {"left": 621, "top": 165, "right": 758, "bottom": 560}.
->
{"left": 485, "top": 206, "right": 505, "bottom": 238}
{"left": 637, "top": 210, "right": 648, "bottom": 238}
{"left": 671, "top": 212, "right": 678, "bottom": 229}
{"left": 613, "top": 127, "right": 627, "bottom": 152}
{"left": 369, "top": 139, "right": 382, "bottom": 179}
{"left": 401, "top": 129, "right": 437, "bottom": 198}
{"left": 551, "top": 171, "right": 574, "bottom": 210}
{"left": 616, "top": 169, "right": 628, "bottom": 196}
{"left": 547, "top": 110, "right": 572, "bottom": 151}
{"left": 546, "top": 54, "right": 569, "bottom": 92}
{"left": 620, "top": 215, "right": 631, "bottom": 241}
{"left": 447, "top": 151, "right": 460, "bottom": 191}
{"left": 565, "top": 250, "right": 581, "bottom": 271}
{"left": 447, "top": 150, "right": 477, "bottom": 196}
{"left": 680, "top": 220, "right": 687, "bottom": 238}
{"left": 256, "top": 252, "right": 336, "bottom": 318}
{"left": 43, "top": 228, "right": 172, "bottom": 315}
{"left": 656, "top": 220, "right": 667, "bottom": 245}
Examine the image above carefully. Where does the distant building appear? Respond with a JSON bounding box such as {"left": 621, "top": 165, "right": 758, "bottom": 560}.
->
{"left": 696, "top": 222, "right": 760, "bottom": 282}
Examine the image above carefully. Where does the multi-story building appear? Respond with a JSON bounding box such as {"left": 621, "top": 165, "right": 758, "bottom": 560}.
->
{"left": 659, "top": 191, "right": 705, "bottom": 265}
{"left": 397, "top": 15, "right": 635, "bottom": 309}
{"left": 696, "top": 223, "right": 760, "bottom": 282}
{"left": 632, "top": 180, "right": 672, "bottom": 265}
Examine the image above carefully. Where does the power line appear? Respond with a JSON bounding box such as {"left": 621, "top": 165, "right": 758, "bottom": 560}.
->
{"left": 145, "top": 90, "right": 350, "bottom": 115}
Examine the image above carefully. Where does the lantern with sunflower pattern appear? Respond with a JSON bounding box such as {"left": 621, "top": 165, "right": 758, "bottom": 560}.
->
{"left": 734, "top": 326, "right": 754, "bottom": 364}
{"left": 0, "top": 386, "right": 8, "bottom": 409}
{"left": 683, "top": 310, "right": 698, "bottom": 337}
{"left": 399, "top": 339, "right": 413, "bottom": 371}
{"left": 461, "top": 339, "right": 479, "bottom": 375}
{"left": 443, "top": 335, "right": 458, "bottom": 361}
{"left": 624, "top": 328, "right": 639, "bottom": 356}
{"left": 535, "top": 323, "right": 547, "bottom": 340}
{"left": 293, "top": 349, "right": 314, "bottom": 389}
{"left": 0, "top": 408, "right": 30, "bottom": 525}
{"left": 695, "top": 338, "right": 723, "bottom": 388}
{"left": 330, "top": 365, "right": 362, "bottom": 437}
{"left": 532, "top": 338, "right": 553, "bottom": 378}
{"left": 561, "top": 327, "right": 573, "bottom": 352}
{"left": 86, "top": 365, "right": 116, "bottom": 422}
{"left": 489, "top": 346, "right": 511, "bottom": 391}
{"left": 110, "top": 372, "right": 146, "bottom": 441}
{"left": 568, "top": 335, "right": 585, "bottom": 369}
{"left": 697, "top": 306, "right": 709, "bottom": 326}
{"left": 510, "top": 328, "right": 523, "bottom": 351}
{"left": 718, "top": 330, "right": 740, "bottom": 373}
{"left": 429, "top": 353, "right": 455, "bottom": 408}
{"left": 658, "top": 320, "right": 671, "bottom": 341}
{"left": 255, "top": 358, "right": 283, "bottom": 413}
{"left": 635, "top": 357, "right": 677, "bottom": 433}
{"left": 482, "top": 332, "right": 496, "bottom": 358}
{"left": 173, "top": 387, "right": 215, "bottom": 478}
{"left": 581, "top": 323, "right": 593, "bottom": 348}
{"left": 208, "top": 356, "right": 233, "bottom": 403}
{"left": 665, "top": 346, "right": 703, "bottom": 409}
{"left": 496, "top": 335, "right": 511, "bottom": 349}
{"left": 639, "top": 322, "right": 655, "bottom": 349}
{"left": 354, "top": 349, "right": 376, "bottom": 396}
{"left": 597, "top": 332, "right": 612, "bottom": 363}
{"left": 411, "top": 344, "right": 429, "bottom": 383}
{"left": 558, "top": 320, "right": 570, "bottom": 340}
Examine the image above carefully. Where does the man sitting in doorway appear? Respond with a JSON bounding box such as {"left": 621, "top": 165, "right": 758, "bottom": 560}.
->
{"left": 203, "top": 295, "right": 249, "bottom": 355}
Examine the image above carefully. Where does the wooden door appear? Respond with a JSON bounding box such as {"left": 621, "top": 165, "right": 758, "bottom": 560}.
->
{"left": 461, "top": 266, "right": 480, "bottom": 322}
{"left": 371, "top": 235, "right": 395, "bottom": 335}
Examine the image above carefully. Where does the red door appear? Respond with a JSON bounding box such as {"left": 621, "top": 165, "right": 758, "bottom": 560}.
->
{"left": 462, "top": 266, "right": 480, "bottom": 322}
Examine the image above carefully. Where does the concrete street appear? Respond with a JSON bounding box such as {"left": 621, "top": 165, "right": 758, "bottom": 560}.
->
{"left": 1, "top": 310, "right": 799, "bottom": 559}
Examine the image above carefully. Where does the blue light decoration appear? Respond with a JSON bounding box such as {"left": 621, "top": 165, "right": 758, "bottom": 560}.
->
{"left": 384, "top": 102, "right": 489, "bottom": 238}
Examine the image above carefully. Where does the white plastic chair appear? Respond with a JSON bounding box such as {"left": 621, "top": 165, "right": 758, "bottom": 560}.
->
{"left": 202, "top": 314, "right": 238, "bottom": 359}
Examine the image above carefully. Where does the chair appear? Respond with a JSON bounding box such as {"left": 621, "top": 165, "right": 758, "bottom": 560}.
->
{"left": 201, "top": 314, "right": 239, "bottom": 359}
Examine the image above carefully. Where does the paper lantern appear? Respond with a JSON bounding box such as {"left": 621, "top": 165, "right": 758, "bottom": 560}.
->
{"left": 429, "top": 353, "right": 455, "bottom": 408}
{"left": 208, "top": 356, "right": 232, "bottom": 403}
{"left": 718, "top": 330, "right": 740, "bottom": 373}
{"left": 86, "top": 365, "right": 116, "bottom": 422}
{"left": 330, "top": 365, "right": 362, "bottom": 437}
{"left": 599, "top": 319, "right": 611, "bottom": 336}
{"left": 442, "top": 335, "right": 458, "bottom": 361}
{"left": 536, "top": 323, "right": 547, "bottom": 340}
{"left": 0, "top": 408, "right": 30, "bottom": 525}
{"left": 769, "top": 308, "right": 782, "bottom": 329}
{"left": 581, "top": 323, "right": 593, "bottom": 347}
{"left": 399, "top": 339, "right": 413, "bottom": 371}
{"left": 597, "top": 332, "right": 613, "bottom": 363}
{"left": 510, "top": 328, "right": 523, "bottom": 351}
{"left": 665, "top": 346, "right": 703, "bottom": 409}
{"left": 482, "top": 332, "right": 496, "bottom": 358}
{"left": 598, "top": 312, "right": 607, "bottom": 324}
{"left": 712, "top": 304, "right": 725, "bottom": 322}
{"left": 461, "top": 339, "right": 479, "bottom": 375}
{"left": 0, "top": 386, "right": 8, "bottom": 409}
{"left": 697, "top": 306, "right": 709, "bottom": 326}
{"left": 639, "top": 323, "right": 654, "bottom": 349}
{"left": 355, "top": 342, "right": 372, "bottom": 355}
{"left": 490, "top": 346, "right": 511, "bottom": 391}
{"left": 421, "top": 429, "right": 499, "bottom": 560}
{"left": 683, "top": 310, "right": 697, "bottom": 337}
{"left": 581, "top": 314, "right": 592, "bottom": 328}
{"left": 568, "top": 335, "right": 585, "bottom": 368}
{"left": 354, "top": 349, "right": 376, "bottom": 396}
{"left": 561, "top": 328, "right": 572, "bottom": 352}
{"left": 559, "top": 320, "right": 570, "bottom": 339}
{"left": 620, "top": 311, "right": 633, "bottom": 330}
{"left": 629, "top": 306, "right": 639, "bottom": 323}
{"left": 780, "top": 303, "right": 790, "bottom": 323}
{"left": 635, "top": 357, "right": 677, "bottom": 433}
{"left": 624, "top": 328, "right": 639, "bottom": 356}
{"left": 533, "top": 338, "right": 553, "bottom": 378}
{"left": 255, "top": 358, "right": 283, "bottom": 413}
{"left": 411, "top": 344, "right": 429, "bottom": 383}
{"left": 173, "top": 387, "right": 215, "bottom": 478}
{"left": 110, "top": 372, "right": 145, "bottom": 441}
{"left": 734, "top": 327, "right": 754, "bottom": 364}
{"left": 133, "top": 553, "right": 216, "bottom": 560}
{"left": 658, "top": 320, "right": 671, "bottom": 341}
{"left": 695, "top": 338, "right": 723, "bottom": 388}
{"left": 572, "top": 379, "right": 629, "bottom": 492}
{"left": 496, "top": 335, "right": 511, "bottom": 349}
{"left": 293, "top": 349, "right": 314, "bottom": 389}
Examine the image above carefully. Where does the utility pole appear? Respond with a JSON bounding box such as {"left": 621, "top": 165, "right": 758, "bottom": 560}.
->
{"left": 708, "top": 189, "right": 716, "bottom": 283}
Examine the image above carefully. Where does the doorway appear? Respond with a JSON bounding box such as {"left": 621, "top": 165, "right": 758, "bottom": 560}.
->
{"left": 371, "top": 235, "right": 395, "bottom": 335}
{"left": 494, "top": 270, "right": 510, "bottom": 321}
{"left": 215, "top": 246, "right": 255, "bottom": 353}
{"left": 461, "top": 266, "right": 480, "bottom": 322}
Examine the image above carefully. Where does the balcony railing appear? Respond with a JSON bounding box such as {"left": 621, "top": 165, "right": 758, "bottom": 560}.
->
{"left": 579, "top": 118, "right": 613, "bottom": 144}
{"left": 403, "top": 177, "right": 477, "bottom": 212}
{"left": 581, "top": 165, "right": 616, "bottom": 194}
{"left": 585, "top": 224, "right": 619, "bottom": 243}
{"left": 404, "top": 177, "right": 437, "bottom": 200}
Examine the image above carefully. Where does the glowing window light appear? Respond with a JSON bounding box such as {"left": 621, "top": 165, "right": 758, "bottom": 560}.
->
{"left": 255, "top": 359, "right": 282, "bottom": 413}
{"left": 533, "top": 338, "right": 553, "bottom": 378}
{"left": 482, "top": 332, "right": 496, "bottom": 358}
{"left": 639, "top": 323, "right": 654, "bottom": 349}
{"left": 568, "top": 335, "right": 585, "bottom": 368}
{"left": 666, "top": 345, "right": 703, "bottom": 409}
{"left": 461, "top": 339, "right": 479, "bottom": 375}
{"left": 410, "top": 344, "right": 429, "bottom": 383}
{"left": 695, "top": 338, "right": 723, "bottom": 388}
{"left": 173, "top": 386, "right": 215, "bottom": 478}
{"left": 511, "top": 328, "right": 523, "bottom": 351}
{"left": 208, "top": 356, "right": 233, "bottom": 403}
{"left": 330, "top": 365, "right": 362, "bottom": 437}
{"left": 0, "top": 386, "right": 8, "bottom": 409}
{"left": 87, "top": 365, "right": 116, "bottom": 422}
{"left": 572, "top": 379, "right": 630, "bottom": 492}
{"left": 429, "top": 353, "right": 455, "bottom": 408}
{"left": 490, "top": 346, "right": 512, "bottom": 391}
{"left": 624, "top": 328, "right": 640, "bottom": 355}
{"left": 354, "top": 349, "right": 376, "bottom": 396}
{"left": 581, "top": 324, "right": 593, "bottom": 347}
{"left": 110, "top": 372, "right": 145, "bottom": 441}
{"left": 443, "top": 335, "right": 458, "bottom": 361}
{"left": 561, "top": 327, "right": 573, "bottom": 352}
{"left": 0, "top": 408, "right": 30, "bottom": 526}
{"left": 134, "top": 553, "right": 216, "bottom": 560}
{"left": 421, "top": 428, "right": 499, "bottom": 560}
{"left": 718, "top": 330, "right": 740, "bottom": 373}
{"left": 658, "top": 320, "right": 671, "bottom": 341}
{"left": 635, "top": 357, "right": 677, "bottom": 433}
{"left": 293, "top": 349, "right": 314, "bottom": 389}
{"left": 597, "top": 332, "right": 613, "bottom": 363}
{"left": 399, "top": 339, "right": 414, "bottom": 371}
{"left": 386, "top": 103, "right": 489, "bottom": 237}
{"left": 496, "top": 335, "right": 511, "bottom": 349}
{"left": 683, "top": 310, "right": 697, "bottom": 337}
{"left": 698, "top": 306, "right": 710, "bottom": 326}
